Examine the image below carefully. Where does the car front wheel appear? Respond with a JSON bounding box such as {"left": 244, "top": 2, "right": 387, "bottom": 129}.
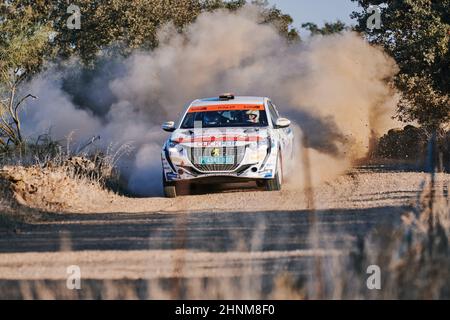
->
{"left": 163, "top": 178, "right": 177, "bottom": 198}
{"left": 265, "top": 156, "right": 282, "bottom": 191}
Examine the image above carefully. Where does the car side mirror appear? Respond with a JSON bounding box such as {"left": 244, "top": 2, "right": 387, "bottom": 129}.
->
{"left": 162, "top": 121, "right": 176, "bottom": 132}
{"left": 275, "top": 118, "right": 291, "bottom": 128}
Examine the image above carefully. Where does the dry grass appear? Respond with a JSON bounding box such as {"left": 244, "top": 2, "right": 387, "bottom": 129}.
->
{"left": 304, "top": 175, "right": 450, "bottom": 299}
{"left": 0, "top": 136, "right": 128, "bottom": 213}
{"left": 0, "top": 164, "right": 116, "bottom": 212}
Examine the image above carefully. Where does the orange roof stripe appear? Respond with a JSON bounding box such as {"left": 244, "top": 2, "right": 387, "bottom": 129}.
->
{"left": 188, "top": 104, "right": 264, "bottom": 113}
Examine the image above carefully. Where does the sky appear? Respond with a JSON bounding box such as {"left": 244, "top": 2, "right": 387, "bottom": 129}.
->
{"left": 268, "top": 0, "right": 360, "bottom": 36}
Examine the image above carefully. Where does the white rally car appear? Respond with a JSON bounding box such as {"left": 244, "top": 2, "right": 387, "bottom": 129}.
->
{"left": 161, "top": 94, "right": 294, "bottom": 197}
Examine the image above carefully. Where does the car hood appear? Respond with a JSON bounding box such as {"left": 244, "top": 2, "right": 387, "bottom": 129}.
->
{"left": 169, "top": 127, "right": 270, "bottom": 147}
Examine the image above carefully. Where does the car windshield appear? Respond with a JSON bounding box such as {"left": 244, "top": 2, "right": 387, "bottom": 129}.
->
{"left": 180, "top": 109, "right": 269, "bottom": 129}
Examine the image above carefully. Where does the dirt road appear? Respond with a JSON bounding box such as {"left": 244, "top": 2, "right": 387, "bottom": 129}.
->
{"left": 0, "top": 168, "right": 446, "bottom": 298}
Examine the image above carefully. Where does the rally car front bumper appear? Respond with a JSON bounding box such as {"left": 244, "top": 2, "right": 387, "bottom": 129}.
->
{"left": 161, "top": 141, "right": 279, "bottom": 183}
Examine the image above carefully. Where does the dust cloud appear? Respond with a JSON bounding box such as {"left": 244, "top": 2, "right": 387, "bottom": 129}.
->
{"left": 20, "top": 5, "right": 399, "bottom": 195}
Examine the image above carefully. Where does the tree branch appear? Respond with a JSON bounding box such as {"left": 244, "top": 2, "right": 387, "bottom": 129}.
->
{"left": 14, "top": 93, "right": 37, "bottom": 116}
{"left": 0, "top": 136, "right": 6, "bottom": 146}
{"left": 0, "top": 120, "right": 17, "bottom": 141}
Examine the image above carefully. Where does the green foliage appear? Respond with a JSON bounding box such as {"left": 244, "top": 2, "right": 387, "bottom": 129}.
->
{"left": 0, "top": 2, "right": 53, "bottom": 147}
{"left": 19, "top": 0, "right": 205, "bottom": 63}
{"left": 201, "top": 0, "right": 247, "bottom": 11}
{"left": 201, "top": 0, "right": 299, "bottom": 42}
{"left": 252, "top": 0, "right": 300, "bottom": 43}
{"left": 1, "top": 0, "right": 298, "bottom": 65}
{"left": 0, "top": 6, "right": 52, "bottom": 79}
{"left": 375, "top": 125, "right": 428, "bottom": 160}
{"left": 301, "top": 20, "right": 348, "bottom": 36}
{"left": 352, "top": 0, "right": 450, "bottom": 131}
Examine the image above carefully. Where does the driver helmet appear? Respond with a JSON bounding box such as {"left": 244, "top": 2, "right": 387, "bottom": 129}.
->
{"left": 246, "top": 110, "right": 260, "bottom": 123}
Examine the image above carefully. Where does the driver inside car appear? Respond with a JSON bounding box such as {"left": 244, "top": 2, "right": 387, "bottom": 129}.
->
{"left": 246, "top": 110, "right": 260, "bottom": 124}
{"left": 204, "top": 112, "right": 222, "bottom": 126}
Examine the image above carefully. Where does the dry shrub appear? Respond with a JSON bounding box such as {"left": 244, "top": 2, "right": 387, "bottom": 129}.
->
{"left": 375, "top": 125, "right": 428, "bottom": 161}
{"left": 0, "top": 137, "right": 127, "bottom": 211}
{"left": 327, "top": 177, "right": 450, "bottom": 299}
{"left": 382, "top": 182, "right": 449, "bottom": 299}
{"left": 0, "top": 163, "right": 113, "bottom": 212}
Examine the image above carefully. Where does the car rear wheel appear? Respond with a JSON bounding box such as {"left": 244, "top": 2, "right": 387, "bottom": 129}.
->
{"left": 163, "top": 178, "right": 177, "bottom": 198}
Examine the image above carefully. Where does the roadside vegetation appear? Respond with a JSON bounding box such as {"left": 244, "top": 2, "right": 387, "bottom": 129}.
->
{"left": 0, "top": 134, "right": 131, "bottom": 215}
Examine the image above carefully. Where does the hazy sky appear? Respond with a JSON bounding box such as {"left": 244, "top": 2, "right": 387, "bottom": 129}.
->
{"left": 268, "top": 0, "right": 360, "bottom": 35}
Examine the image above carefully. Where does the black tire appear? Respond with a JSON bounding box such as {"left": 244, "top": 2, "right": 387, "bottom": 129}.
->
{"left": 256, "top": 180, "right": 266, "bottom": 188}
{"left": 163, "top": 178, "right": 177, "bottom": 198}
{"left": 265, "top": 156, "right": 282, "bottom": 191}
{"left": 265, "top": 172, "right": 282, "bottom": 191}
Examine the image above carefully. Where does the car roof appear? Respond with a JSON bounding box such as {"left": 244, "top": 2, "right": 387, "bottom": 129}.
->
{"left": 190, "top": 96, "right": 267, "bottom": 107}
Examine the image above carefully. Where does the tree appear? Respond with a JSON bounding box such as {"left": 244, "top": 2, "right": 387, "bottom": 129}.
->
{"left": 201, "top": 0, "right": 247, "bottom": 11}
{"left": 301, "top": 20, "right": 348, "bottom": 36}
{"left": 3, "top": 1, "right": 298, "bottom": 65}
{"left": 40, "top": 0, "right": 204, "bottom": 63}
{"left": 201, "top": 0, "right": 300, "bottom": 42}
{"left": 254, "top": 0, "right": 300, "bottom": 42}
{"left": 0, "top": 3, "right": 52, "bottom": 147}
{"left": 351, "top": 0, "right": 450, "bottom": 132}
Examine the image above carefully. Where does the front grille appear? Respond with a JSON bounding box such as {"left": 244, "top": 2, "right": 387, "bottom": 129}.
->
{"left": 187, "top": 145, "right": 246, "bottom": 172}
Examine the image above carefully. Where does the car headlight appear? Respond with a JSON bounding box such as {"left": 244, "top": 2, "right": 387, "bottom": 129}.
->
{"left": 167, "top": 140, "right": 179, "bottom": 148}
{"left": 167, "top": 140, "right": 185, "bottom": 156}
